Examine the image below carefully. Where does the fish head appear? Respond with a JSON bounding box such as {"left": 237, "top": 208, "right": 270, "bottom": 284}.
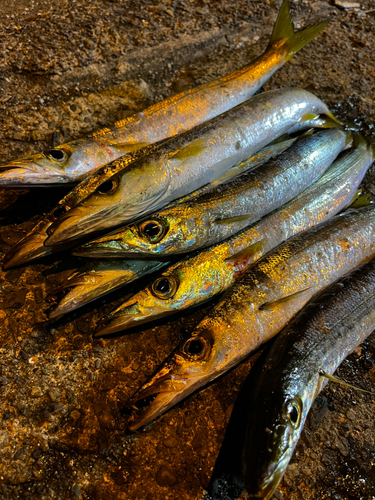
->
{"left": 0, "top": 139, "right": 115, "bottom": 186}
{"left": 45, "top": 159, "right": 171, "bottom": 246}
{"left": 95, "top": 255, "right": 228, "bottom": 335}
{"left": 74, "top": 204, "right": 203, "bottom": 258}
{"left": 243, "top": 387, "right": 310, "bottom": 499}
{"left": 125, "top": 329, "right": 217, "bottom": 430}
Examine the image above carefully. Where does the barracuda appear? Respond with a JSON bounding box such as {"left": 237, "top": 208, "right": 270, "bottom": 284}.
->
{"left": 77, "top": 129, "right": 348, "bottom": 259}
{"left": 94, "top": 135, "right": 373, "bottom": 336}
{"left": 46, "top": 259, "right": 172, "bottom": 320}
{"left": 3, "top": 136, "right": 297, "bottom": 268}
{"left": 44, "top": 88, "right": 335, "bottom": 247}
{"left": 124, "top": 205, "right": 375, "bottom": 431}
{"left": 0, "top": 0, "right": 327, "bottom": 187}
{"left": 243, "top": 258, "right": 375, "bottom": 499}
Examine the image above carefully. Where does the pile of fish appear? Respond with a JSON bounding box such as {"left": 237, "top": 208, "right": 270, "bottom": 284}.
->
{"left": 1, "top": 1, "right": 375, "bottom": 498}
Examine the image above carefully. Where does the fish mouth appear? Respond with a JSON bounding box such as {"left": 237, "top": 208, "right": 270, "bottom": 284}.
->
{"left": 3, "top": 223, "right": 53, "bottom": 268}
{"left": 48, "top": 269, "right": 137, "bottom": 319}
{"left": 124, "top": 359, "right": 191, "bottom": 431}
{"left": 44, "top": 205, "right": 111, "bottom": 247}
{"left": 94, "top": 299, "right": 164, "bottom": 337}
{"left": 72, "top": 238, "right": 129, "bottom": 258}
{"left": 0, "top": 161, "right": 71, "bottom": 187}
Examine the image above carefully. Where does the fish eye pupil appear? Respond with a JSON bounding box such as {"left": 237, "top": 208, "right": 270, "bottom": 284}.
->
{"left": 186, "top": 339, "right": 204, "bottom": 355}
{"left": 288, "top": 404, "right": 299, "bottom": 424}
{"left": 97, "top": 180, "right": 115, "bottom": 194}
{"left": 144, "top": 222, "right": 161, "bottom": 238}
{"left": 53, "top": 206, "right": 67, "bottom": 218}
{"left": 155, "top": 278, "right": 170, "bottom": 294}
{"left": 46, "top": 149, "right": 65, "bottom": 161}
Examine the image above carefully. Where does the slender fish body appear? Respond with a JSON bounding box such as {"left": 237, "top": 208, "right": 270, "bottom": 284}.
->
{"left": 44, "top": 89, "right": 333, "bottom": 247}
{"left": 0, "top": 0, "right": 327, "bottom": 186}
{"left": 46, "top": 259, "right": 171, "bottom": 319}
{"left": 94, "top": 135, "right": 372, "bottom": 335}
{"left": 77, "top": 129, "right": 348, "bottom": 259}
{"left": 243, "top": 258, "right": 375, "bottom": 499}
{"left": 125, "top": 206, "right": 375, "bottom": 431}
{"left": 3, "top": 137, "right": 297, "bottom": 269}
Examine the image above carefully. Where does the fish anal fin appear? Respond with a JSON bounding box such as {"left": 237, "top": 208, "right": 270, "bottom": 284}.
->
{"left": 320, "top": 371, "right": 373, "bottom": 395}
{"left": 169, "top": 139, "right": 208, "bottom": 161}
{"left": 259, "top": 287, "right": 310, "bottom": 311}
{"left": 215, "top": 214, "right": 255, "bottom": 226}
{"left": 225, "top": 239, "right": 266, "bottom": 273}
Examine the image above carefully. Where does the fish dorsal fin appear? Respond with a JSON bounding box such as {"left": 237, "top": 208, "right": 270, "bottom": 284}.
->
{"left": 225, "top": 239, "right": 266, "bottom": 272}
{"left": 259, "top": 287, "right": 310, "bottom": 311}
{"left": 215, "top": 214, "right": 255, "bottom": 225}
{"left": 320, "top": 371, "right": 373, "bottom": 395}
{"left": 169, "top": 139, "right": 208, "bottom": 161}
{"left": 267, "top": 0, "right": 329, "bottom": 61}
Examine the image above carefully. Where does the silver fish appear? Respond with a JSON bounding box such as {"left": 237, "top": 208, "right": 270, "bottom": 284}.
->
{"left": 93, "top": 135, "right": 373, "bottom": 336}
{"left": 44, "top": 88, "right": 334, "bottom": 247}
{"left": 243, "top": 257, "right": 375, "bottom": 499}
{"left": 76, "top": 129, "right": 348, "bottom": 259}
{"left": 0, "top": 0, "right": 327, "bottom": 186}
{"left": 3, "top": 136, "right": 297, "bottom": 268}
{"left": 125, "top": 205, "right": 375, "bottom": 431}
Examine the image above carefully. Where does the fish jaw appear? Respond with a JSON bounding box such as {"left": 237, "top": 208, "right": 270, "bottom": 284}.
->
{"left": 3, "top": 219, "right": 55, "bottom": 268}
{"left": 126, "top": 349, "right": 211, "bottom": 431}
{"left": 47, "top": 268, "right": 138, "bottom": 319}
{"left": 45, "top": 160, "right": 170, "bottom": 246}
{"left": 0, "top": 139, "right": 132, "bottom": 187}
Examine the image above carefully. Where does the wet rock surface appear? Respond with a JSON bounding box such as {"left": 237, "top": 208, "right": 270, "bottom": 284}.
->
{"left": 0, "top": 0, "right": 375, "bottom": 499}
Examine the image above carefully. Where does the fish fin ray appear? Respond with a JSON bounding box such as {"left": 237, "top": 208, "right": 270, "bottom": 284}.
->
{"left": 259, "top": 287, "right": 311, "bottom": 311}
{"left": 225, "top": 239, "right": 266, "bottom": 270}
{"left": 320, "top": 372, "right": 373, "bottom": 395}
{"left": 169, "top": 139, "right": 208, "bottom": 161}
{"left": 268, "top": 0, "right": 328, "bottom": 60}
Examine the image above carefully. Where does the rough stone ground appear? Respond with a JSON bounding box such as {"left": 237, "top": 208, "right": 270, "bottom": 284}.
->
{"left": 0, "top": 0, "right": 375, "bottom": 499}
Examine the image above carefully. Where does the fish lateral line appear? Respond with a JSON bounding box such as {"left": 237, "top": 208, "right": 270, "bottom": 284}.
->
{"left": 320, "top": 371, "right": 374, "bottom": 395}
{"left": 259, "top": 287, "right": 311, "bottom": 311}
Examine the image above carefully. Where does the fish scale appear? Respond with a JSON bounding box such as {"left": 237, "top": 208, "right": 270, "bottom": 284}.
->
{"left": 46, "top": 88, "right": 334, "bottom": 247}
{"left": 243, "top": 257, "right": 375, "bottom": 499}
{"left": 0, "top": 0, "right": 328, "bottom": 187}
{"left": 125, "top": 205, "right": 375, "bottom": 431}
{"left": 91, "top": 136, "right": 373, "bottom": 336}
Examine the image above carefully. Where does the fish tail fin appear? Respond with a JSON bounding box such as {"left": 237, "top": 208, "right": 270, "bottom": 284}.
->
{"left": 268, "top": 0, "right": 329, "bottom": 61}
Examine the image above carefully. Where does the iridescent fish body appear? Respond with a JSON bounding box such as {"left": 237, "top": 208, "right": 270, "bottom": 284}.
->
{"left": 0, "top": 0, "right": 327, "bottom": 186}
{"left": 94, "top": 135, "right": 373, "bottom": 335}
{"left": 45, "top": 88, "right": 334, "bottom": 246}
{"left": 77, "top": 129, "right": 348, "bottom": 258}
{"left": 125, "top": 205, "right": 375, "bottom": 431}
{"left": 3, "top": 136, "right": 296, "bottom": 268}
{"left": 243, "top": 257, "right": 375, "bottom": 499}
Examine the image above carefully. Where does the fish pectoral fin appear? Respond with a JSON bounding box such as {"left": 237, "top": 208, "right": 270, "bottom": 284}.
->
{"left": 320, "top": 371, "right": 373, "bottom": 395}
{"left": 215, "top": 214, "right": 255, "bottom": 225}
{"left": 259, "top": 287, "right": 311, "bottom": 311}
{"left": 169, "top": 139, "right": 208, "bottom": 161}
{"left": 348, "top": 191, "right": 372, "bottom": 210}
{"left": 268, "top": 0, "right": 328, "bottom": 61}
{"left": 225, "top": 239, "right": 266, "bottom": 268}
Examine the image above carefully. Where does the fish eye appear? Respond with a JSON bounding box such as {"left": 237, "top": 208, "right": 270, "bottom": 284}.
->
{"left": 53, "top": 205, "right": 68, "bottom": 219}
{"left": 139, "top": 218, "right": 168, "bottom": 243}
{"left": 97, "top": 179, "right": 118, "bottom": 195}
{"left": 283, "top": 399, "right": 301, "bottom": 428}
{"left": 182, "top": 335, "right": 210, "bottom": 360}
{"left": 151, "top": 275, "right": 179, "bottom": 299}
{"left": 44, "top": 148, "right": 68, "bottom": 163}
